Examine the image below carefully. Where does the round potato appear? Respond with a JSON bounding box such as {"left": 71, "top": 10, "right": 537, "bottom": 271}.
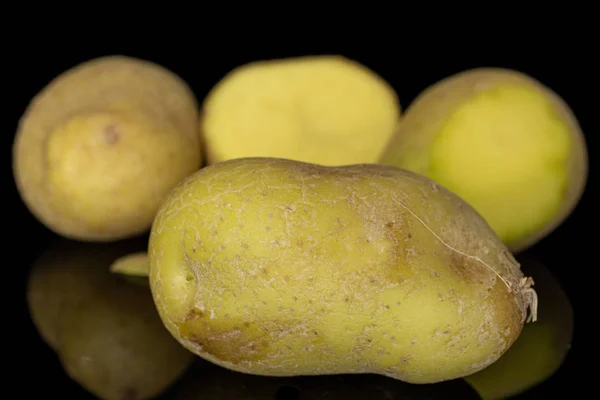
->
{"left": 13, "top": 55, "right": 202, "bottom": 241}
{"left": 149, "top": 157, "right": 537, "bottom": 384}
{"left": 379, "top": 68, "right": 588, "bottom": 253}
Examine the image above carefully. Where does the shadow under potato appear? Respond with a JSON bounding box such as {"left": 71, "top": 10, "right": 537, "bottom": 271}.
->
{"left": 169, "top": 361, "right": 481, "bottom": 400}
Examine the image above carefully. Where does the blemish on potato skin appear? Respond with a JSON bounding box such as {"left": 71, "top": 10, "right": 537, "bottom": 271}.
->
{"left": 184, "top": 307, "right": 204, "bottom": 321}
{"left": 103, "top": 124, "right": 119, "bottom": 144}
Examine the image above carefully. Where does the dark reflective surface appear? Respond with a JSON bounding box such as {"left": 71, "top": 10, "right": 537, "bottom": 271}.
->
{"left": 166, "top": 361, "right": 481, "bottom": 400}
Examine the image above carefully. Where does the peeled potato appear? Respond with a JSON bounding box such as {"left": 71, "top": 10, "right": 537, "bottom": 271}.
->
{"left": 13, "top": 55, "right": 202, "bottom": 241}
{"left": 379, "top": 68, "right": 588, "bottom": 253}
{"left": 201, "top": 55, "right": 401, "bottom": 165}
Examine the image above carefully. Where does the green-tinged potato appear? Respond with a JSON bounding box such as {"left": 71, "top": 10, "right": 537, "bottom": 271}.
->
{"left": 379, "top": 68, "right": 588, "bottom": 253}
{"left": 169, "top": 363, "right": 482, "bottom": 399}
{"left": 149, "top": 157, "right": 537, "bottom": 384}
{"left": 27, "top": 239, "right": 194, "bottom": 400}
{"left": 465, "top": 256, "right": 573, "bottom": 399}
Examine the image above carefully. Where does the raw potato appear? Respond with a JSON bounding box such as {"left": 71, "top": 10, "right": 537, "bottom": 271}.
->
{"left": 170, "top": 363, "right": 481, "bottom": 399}
{"left": 201, "top": 55, "right": 401, "bottom": 165}
{"left": 13, "top": 55, "right": 202, "bottom": 242}
{"left": 465, "top": 256, "right": 573, "bottom": 399}
{"left": 110, "top": 252, "right": 150, "bottom": 277}
{"left": 149, "top": 157, "right": 537, "bottom": 384}
{"left": 379, "top": 68, "right": 588, "bottom": 253}
{"left": 27, "top": 239, "right": 194, "bottom": 400}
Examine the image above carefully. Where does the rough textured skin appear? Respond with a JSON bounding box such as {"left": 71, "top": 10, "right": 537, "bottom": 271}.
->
{"left": 465, "top": 256, "right": 573, "bottom": 399}
{"left": 379, "top": 68, "right": 588, "bottom": 253}
{"left": 27, "top": 239, "right": 194, "bottom": 400}
{"left": 170, "top": 363, "right": 481, "bottom": 399}
{"left": 149, "top": 158, "right": 537, "bottom": 384}
{"left": 201, "top": 55, "right": 401, "bottom": 166}
{"left": 13, "top": 55, "right": 202, "bottom": 241}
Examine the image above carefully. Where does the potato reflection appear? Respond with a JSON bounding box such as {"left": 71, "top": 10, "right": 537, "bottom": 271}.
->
{"left": 27, "top": 238, "right": 194, "bottom": 400}
{"left": 170, "top": 361, "right": 481, "bottom": 400}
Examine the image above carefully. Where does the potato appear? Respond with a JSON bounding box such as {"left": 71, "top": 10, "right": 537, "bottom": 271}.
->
{"left": 201, "top": 55, "right": 401, "bottom": 165}
{"left": 465, "top": 256, "right": 573, "bottom": 399}
{"left": 110, "top": 251, "right": 150, "bottom": 277}
{"left": 13, "top": 55, "right": 202, "bottom": 242}
{"left": 169, "top": 363, "right": 481, "bottom": 399}
{"left": 27, "top": 239, "right": 194, "bottom": 400}
{"left": 379, "top": 68, "right": 588, "bottom": 253}
{"left": 148, "top": 157, "right": 537, "bottom": 384}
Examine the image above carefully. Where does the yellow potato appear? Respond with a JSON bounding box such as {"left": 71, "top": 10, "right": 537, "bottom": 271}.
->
{"left": 13, "top": 55, "right": 202, "bottom": 241}
{"left": 27, "top": 239, "right": 194, "bottom": 400}
{"left": 148, "top": 157, "right": 537, "bottom": 384}
{"left": 201, "top": 55, "right": 401, "bottom": 165}
{"left": 465, "top": 256, "right": 573, "bottom": 399}
{"left": 379, "top": 68, "right": 588, "bottom": 253}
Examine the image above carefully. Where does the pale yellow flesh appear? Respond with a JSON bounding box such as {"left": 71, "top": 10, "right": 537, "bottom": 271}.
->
{"left": 149, "top": 158, "right": 534, "bottom": 385}
{"left": 202, "top": 56, "right": 400, "bottom": 165}
{"left": 428, "top": 84, "right": 571, "bottom": 246}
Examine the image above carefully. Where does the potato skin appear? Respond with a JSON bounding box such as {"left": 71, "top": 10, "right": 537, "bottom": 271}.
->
{"left": 13, "top": 55, "right": 201, "bottom": 241}
{"left": 379, "top": 68, "right": 588, "bottom": 253}
{"left": 149, "top": 158, "right": 536, "bottom": 384}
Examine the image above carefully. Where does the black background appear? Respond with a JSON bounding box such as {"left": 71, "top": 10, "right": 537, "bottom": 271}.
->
{"left": 8, "top": 37, "right": 593, "bottom": 399}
